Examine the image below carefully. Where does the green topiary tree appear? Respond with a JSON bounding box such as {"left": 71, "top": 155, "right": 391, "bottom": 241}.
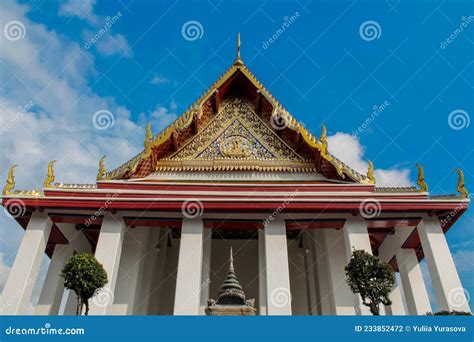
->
{"left": 60, "top": 252, "right": 108, "bottom": 316}
{"left": 345, "top": 249, "right": 395, "bottom": 316}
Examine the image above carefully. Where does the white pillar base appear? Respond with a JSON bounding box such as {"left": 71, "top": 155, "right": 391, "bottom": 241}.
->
{"left": 173, "top": 218, "right": 204, "bottom": 315}
{"left": 88, "top": 213, "right": 125, "bottom": 315}
{"left": 199, "top": 228, "right": 212, "bottom": 315}
{"left": 258, "top": 229, "right": 267, "bottom": 315}
{"left": 397, "top": 248, "right": 432, "bottom": 315}
{"left": 1, "top": 212, "right": 53, "bottom": 315}
{"left": 35, "top": 244, "right": 74, "bottom": 315}
{"left": 418, "top": 216, "right": 470, "bottom": 312}
{"left": 264, "top": 220, "right": 292, "bottom": 315}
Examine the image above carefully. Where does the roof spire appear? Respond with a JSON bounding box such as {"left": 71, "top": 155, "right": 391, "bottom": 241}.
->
{"left": 234, "top": 32, "right": 243, "bottom": 66}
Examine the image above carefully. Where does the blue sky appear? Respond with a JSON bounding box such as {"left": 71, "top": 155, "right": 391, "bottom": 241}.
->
{"left": 0, "top": 0, "right": 473, "bottom": 312}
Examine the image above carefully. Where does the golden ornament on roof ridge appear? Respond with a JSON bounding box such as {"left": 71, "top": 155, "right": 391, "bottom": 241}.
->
{"left": 2, "top": 164, "right": 17, "bottom": 195}
{"left": 416, "top": 163, "right": 428, "bottom": 192}
{"left": 455, "top": 168, "right": 469, "bottom": 199}
{"left": 43, "top": 160, "right": 56, "bottom": 188}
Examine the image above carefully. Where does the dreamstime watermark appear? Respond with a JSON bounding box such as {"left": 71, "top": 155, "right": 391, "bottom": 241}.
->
{"left": 181, "top": 199, "right": 204, "bottom": 219}
{"left": 3, "top": 199, "right": 26, "bottom": 219}
{"left": 262, "top": 12, "right": 301, "bottom": 49}
{"left": 448, "top": 109, "right": 470, "bottom": 130}
{"left": 447, "top": 287, "right": 470, "bottom": 309}
{"left": 92, "top": 109, "right": 115, "bottom": 130}
{"left": 440, "top": 16, "right": 474, "bottom": 49}
{"left": 359, "top": 198, "right": 382, "bottom": 218}
{"left": 181, "top": 21, "right": 204, "bottom": 41}
{"left": 352, "top": 100, "right": 390, "bottom": 137}
{"left": 1, "top": 101, "right": 34, "bottom": 135}
{"left": 269, "top": 287, "right": 292, "bottom": 307}
{"left": 84, "top": 193, "right": 120, "bottom": 226}
{"left": 5, "top": 323, "right": 84, "bottom": 336}
{"left": 84, "top": 12, "right": 123, "bottom": 50}
{"left": 0, "top": 277, "right": 35, "bottom": 314}
{"left": 359, "top": 20, "right": 382, "bottom": 41}
{"left": 269, "top": 111, "right": 288, "bottom": 130}
{"left": 179, "top": 278, "right": 211, "bottom": 310}
{"left": 440, "top": 193, "right": 472, "bottom": 228}
{"left": 3, "top": 20, "right": 26, "bottom": 41}
{"left": 263, "top": 190, "right": 298, "bottom": 227}
{"left": 92, "top": 287, "right": 114, "bottom": 307}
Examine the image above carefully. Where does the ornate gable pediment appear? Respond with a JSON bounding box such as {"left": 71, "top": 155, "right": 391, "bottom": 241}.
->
{"left": 159, "top": 98, "right": 312, "bottom": 171}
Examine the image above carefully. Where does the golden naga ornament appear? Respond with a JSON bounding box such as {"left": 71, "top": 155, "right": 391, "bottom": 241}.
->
{"left": 2, "top": 164, "right": 17, "bottom": 195}
{"left": 455, "top": 168, "right": 469, "bottom": 198}
{"left": 97, "top": 155, "right": 107, "bottom": 181}
{"left": 416, "top": 163, "right": 428, "bottom": 192}
{"left": 146, "top": 121, "right": 153, "bottom": 142}
{"left": 43, "top": 160, "right": 56, "bottom": 188}
{"left": 367, "top": 160, "right": 375, "bottom": 184}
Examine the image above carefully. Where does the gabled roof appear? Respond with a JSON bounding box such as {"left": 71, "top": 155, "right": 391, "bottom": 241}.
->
{"left": 105, "top": 35, "right": 372, "bottom": 184}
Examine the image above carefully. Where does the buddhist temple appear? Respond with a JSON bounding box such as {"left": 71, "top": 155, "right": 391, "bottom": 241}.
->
{"left": 0, "top": 34, "right": 470, "bottom": 316}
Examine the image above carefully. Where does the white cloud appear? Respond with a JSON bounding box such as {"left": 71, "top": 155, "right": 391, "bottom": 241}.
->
{"left": 58, "top": 0, "right": 98, "bottom": 25}
{"left": 95, "top": 33, "right": 132, "bottom": 58}
{"left": 327, "top": 132, "right": 412, "bottom": 187}
{"left": 150, "top": 76, "right": 171, "bottom": 85}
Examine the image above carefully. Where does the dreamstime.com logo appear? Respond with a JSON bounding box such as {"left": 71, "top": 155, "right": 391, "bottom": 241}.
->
{"left": 3, "top": 20, "right": 26, "bottom": 41}
{"left": 92, "top": 288, "right": 114, "bottom": 308}
{"left": 270, "top": 287, "right": 292, "bottom": 308}
{"left": 359, "top": 20, "right": 382, "bottom": 41}
{"left": 359, "top": 198, "right": 382, "bottom": 218}
{"left": 3, "top": 199, "right": 26, "bottom": 219}
{"left": 448, "top": 109, "right": 470, "bottom": 130}
{"left": 448, "top": 287, "right": 470, "bottom": 309}
{"left": 92, "top": 109, "right": 115, "bottom": 130}
{"left": 181, "top": 199, "right": 204, "bottom": 219}
{"left": 4, "top": 323, "right": 85, "bottom": 336}
{"left": 181, "top": 21, "right": 204, "bottom": 41}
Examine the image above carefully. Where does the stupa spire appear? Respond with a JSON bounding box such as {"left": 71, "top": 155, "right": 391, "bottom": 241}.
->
{"left": 215, "top": 247, "right": 246, "bottom": 305}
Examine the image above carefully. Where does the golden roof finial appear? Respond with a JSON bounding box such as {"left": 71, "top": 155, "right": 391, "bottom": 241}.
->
{"left": 416, "top": 163, "right": 428, "bottom": 192}
{"left": 146, "top": 121, "right": 153, "bottom": 141}
{"left": 367, "top": 160, "right": 375, "bottom": 184}
{"left": 234, "top": 32, "right": 243, "bottom": 66}
{"left": 43, "top": 160, "right": 56, "bottom": 188}
{"left": 97, "top": 155, "right": 107, "bottom": 181}
{"left": 455, "top": 168, "right": 469, "bottom": 198}
{"left": 2, "top": 164, "right": 17, "bottom": 195}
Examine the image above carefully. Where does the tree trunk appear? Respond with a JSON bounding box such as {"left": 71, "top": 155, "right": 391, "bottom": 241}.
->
{"left": 76, "top": 296, "right": 82, "bottom": 316}
{"left": 370, "top": 302, "right": 380, "bottom": 316}
{"left": 84, "top": 300, "right": 90, "bottom": 316}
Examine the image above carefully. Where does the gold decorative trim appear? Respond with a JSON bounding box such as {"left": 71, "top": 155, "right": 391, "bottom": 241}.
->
{"left": 455, "top": 168, "right": 469, "bottom": 198}
{"left": 2, "top": 164, "right": 17, "bottom": 195}
{"left": 416, "top": 163, "right": 428, "bottom": 192}
{"left": 43, "top": 160, "right": 56, "bottom": 188}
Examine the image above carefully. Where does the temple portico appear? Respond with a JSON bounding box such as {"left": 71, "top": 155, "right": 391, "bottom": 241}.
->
{"left": 1, "top": 35, "right": 469, "bottom": 316}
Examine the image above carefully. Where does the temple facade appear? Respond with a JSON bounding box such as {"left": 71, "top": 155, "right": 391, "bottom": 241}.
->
{"left": 0, "top": 35, "right": 470, "bottom": 316}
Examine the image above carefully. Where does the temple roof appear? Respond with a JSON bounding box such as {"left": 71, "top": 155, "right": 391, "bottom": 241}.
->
{"left": 103, "top": 34, "right": 371, "bottom": 184}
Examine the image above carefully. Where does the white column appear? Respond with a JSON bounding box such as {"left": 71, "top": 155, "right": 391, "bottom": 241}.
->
{"left": 1, "top": 211, "right": 53, "bottom": 315}
{"left": 313, "top": 230, "right": 331, "bottom": 315}
{"left": 418, "top": 215, "right": 470, "bottom": 312}
{"left": 384, "top": 280, "right": 406, "bottom": 315}
{"left": 396, "top": 248, "right": 432, "bottom": 315}
{"left": 325, "top": 228, "right": 356, "bottom": 315}
{"left": 343, "top": 216, "right": 372, "bottom": 315}
{"left": 258, "top": 229, "right": 267, "bottom": 315}
{"left": 264, "top": 220, "right": 292, "bottom": 315}
{"left": 304, "top": 232, "right": 318, "bottom": 315}
{"left": 199, "top": 228, "right": 212, "bottom": 315}
{"left": 88, "top": 212, "right": 125, "bottom": 315}
{"left": 35, "top": 244, "right": 74, "bottom": 315}
{"left": 108, "top": 227, "right": 149, "bottom": 315}
{"left": 173, "top": 218, "right": 204, "bottom": 315}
